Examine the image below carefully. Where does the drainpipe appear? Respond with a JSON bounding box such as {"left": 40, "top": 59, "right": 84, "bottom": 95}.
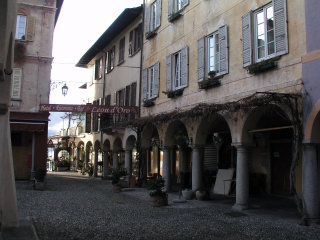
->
{"left": 30, "top": 133, "right": 35, "bottom": 179}
{"left": 138, "top": 1, "right": 145, "bottom": 119}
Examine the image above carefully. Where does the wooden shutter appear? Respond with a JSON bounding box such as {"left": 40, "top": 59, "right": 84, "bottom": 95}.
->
{"left": 198, "top": 38, "right": 205, "bottom": 82}
{"left": 85, "top": 103, "right": 92, "bottom": 133}
{"left": 182, "top": 0, "right": 189, "bottom": 8}
{"left": 142, "top": 69, "right": 148, "bottom": 100}
{"left": 145, "top": 4, "right": 150, "bottom": 34}
{"left": 242, "top": 12, "right": 252, "bottom": 67}
{"left": 181, "top": 46, "right": 188, "bottom": 88}
{"left": 218, "top": 25, "right": 228, "bottom": 75}
{"left": 11, "top": 68, "right": 22, "bottom": 99}
{"left": 153, "top": 62, "right": 160, "bottom": 98}
{"left": 274, "top": 0, "right": 288, "bottom": 56}
{"left": 166, "top": 55, "right": 172, "bottom": 91}
{"left": 125, "top": 85, "right": 130, "bottom": 106}
{"left": 129, "top": 30, "right": 133, "bottom": 56}
{"left": 26, "top": 16, "right": 35, "bottom": 41}
{"left": 168, "top": 0, "right": 173, "bottom": 16}
{"left": 156, "top": 0, "right": 162, "bottom": 29}
{"left": 130, "top": 82, "right": 137, "bottom": 106}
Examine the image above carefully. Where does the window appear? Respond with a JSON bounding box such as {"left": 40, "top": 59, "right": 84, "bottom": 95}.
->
{"left": 106, "top": 46, "right": 115, "bottom": 73}
{"left": 145, "top": 0, "right": 161, "bottom": 36}
{"left": 95, "top": 57, "right": 103, "bottom": 79}
{"left": 242, "top": 0, "right": 288, "bottom": 67}
{"left": 15, "top": 15, "right": 26, "bottom": 40}
{"left": 129, "top": 24, "right": 142, "bottom": 56}
{"left": 166, "top": 46, "right": 188, "bottom": 92}
{"left": 142, "top": 62, "right": 160, "bottom": 100}
{"left": 168, "top": 0, "right": 189, "bottom": 18}
{"left": 15, "top": 15, "right": 35, "bottom": 41}
{"left": 11, "top": 68, "right": 22, "bottom": 99}
{"left": 197, "top": 25, "right": 228, "bottom": 82}
{"left": 119, "top": 37, "right": 125, "bottom": 64}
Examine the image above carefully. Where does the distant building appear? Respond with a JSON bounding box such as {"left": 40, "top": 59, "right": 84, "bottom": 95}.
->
{"left": 10, "top": 0, "right": 63, "bottom": 179}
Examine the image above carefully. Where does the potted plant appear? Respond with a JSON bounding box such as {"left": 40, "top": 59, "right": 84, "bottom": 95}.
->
{"left": 111, "top": 168, "right": 126, "bottom": 192}
{"left": 182, "top": 189, "right": 194, "bottom": 200}
{"left": 148, "top": 177, "right": 168, "bottom": 207}
{"left": 57, "top": 159, "right": 70, "bottom": 171}
{"left": 34, "top": 167, "right": 47, "bottom": 191}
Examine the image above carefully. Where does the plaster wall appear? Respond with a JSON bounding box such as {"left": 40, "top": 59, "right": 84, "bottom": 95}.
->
{"left": 142, "top": 0, "right": 305, "bottom": 118}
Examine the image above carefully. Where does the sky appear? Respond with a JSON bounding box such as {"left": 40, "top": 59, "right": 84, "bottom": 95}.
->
{"left": 48, "top": 0, "right": 143, "bottom": 136}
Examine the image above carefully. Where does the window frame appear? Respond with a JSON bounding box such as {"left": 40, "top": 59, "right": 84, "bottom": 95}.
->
{"left": 129, "top": 24, "right": 142, "bottom": 56}
{"left": 15, "top": 15, "right": 27, "bottom": 40}
{"left": 95, "top": 57, "right": 103, "bottom": 80}
{"left": 253, "top": 3, "right": 276, "bottom": 63}
{"left": 106, "top": 46, "right": 115, "bottom": 73}
{"left": 143, "top": 62, "right": 160, "bottom": 101}
{"left": 119, "top": 37, "right": 125, "bottom": 64}
{"left": 173, "top": 51, "right": 182, "bottom": 90}
{"left": 206, "top": 31, "right": 220, "bottom": 75}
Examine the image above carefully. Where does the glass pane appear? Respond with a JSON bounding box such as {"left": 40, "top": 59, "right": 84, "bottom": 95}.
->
{"left": 267, "top": 6, "right": 273, "bottom": 19}
{"left": 267, "top": 18, "right": 274, "bottom": 31}
{"left": 258, "top": 46, "right": 265, "bottom": 59}
{"left": 256, "top": 11, "right": 264, "bottom": 24}
{"left": 257, "top": 34, "right": 265, "bottom": 47}
{"left": 267, "top": 30, "right": 274, "bottom": 44}
{"left": 258, "top": 23, "right": 265, "bottom": 36}
{"left": 268, "top": 42, "right": 275, "bottom": 55}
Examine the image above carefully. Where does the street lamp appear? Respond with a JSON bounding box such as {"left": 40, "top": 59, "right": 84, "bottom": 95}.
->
{"left": 61, "top": 83, "right": 68, "bottom": 96}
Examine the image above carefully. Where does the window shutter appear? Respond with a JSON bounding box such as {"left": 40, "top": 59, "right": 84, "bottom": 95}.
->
{"left": 130, "top": 82, "right": 137, "bottom": 106}
{"left": 156, "top": 0, "right": 162, "bottom": 29}
{"left": 142, "top": 69, "right": 148, "bottom": 100}
{"left": 26, "top": 16, "right": 35, "bottom": 41}
{"left": 145, "top": 4, "right": 150, "bottom": 34}
{"left": 106, "top": 95, "right": 111, "bottom": 106}
{"left": 125, "top": 85, "right": 130, "bottom": 106}
{"left": 242, "top": 12, "right": 252, "bottom": 67}
{"left": 218, "top": 25, "right": 228, "bottom": 75}
{"left": 274, "top": 0, "right": 288, "bottom": 56}
{"left": 168, "top": 0, "right": 173, "bottom": 16}
{"left": 85, "top": 103, "right": 92, "bottom": 133}
{"left": 11, "top": 68, "right": 22, "bottom": 99}
{"left": 129, "top": 30, "right": 133, "bottom": 56}
{"left": 153, "top": 62, "right": 160, "bottom": 98}
{"left": 166, "top": 55, "right": 172, "bottom": 91}
{"left": 181, "top": 46, "right": 189, "bottom": 88}
{"left": 197, "top": 38, "right": 205, "bottom": 82}
{"left": 182, "top": 0, "right": 189, "bottom": 8}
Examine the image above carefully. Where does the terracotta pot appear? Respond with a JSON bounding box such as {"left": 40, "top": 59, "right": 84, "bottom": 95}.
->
{"left": 150, "top": 195, "right": 168, "bottom": 207}
{"left": 182, "top": 189, "right": 194, "bottom": 200}
{"left": 196, "top": 190, "right": 206, "bottom": 200}
{"left": 113, "top": 184, "right": 122, "bottom": 193}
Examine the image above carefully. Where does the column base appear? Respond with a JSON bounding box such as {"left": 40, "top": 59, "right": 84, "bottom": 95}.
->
{"left": 300, "top": 217, "right": 320, "bottom": 226}
{"left": 232, "top": 203, "right": 248, "bottom": 212}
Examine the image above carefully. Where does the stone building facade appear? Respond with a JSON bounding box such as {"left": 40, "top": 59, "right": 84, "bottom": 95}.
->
{"left": 10, "top": 0, "right": 63, "bottom": 179}
{"left": 140, "top": 0, "right": 305, "bottom": 213}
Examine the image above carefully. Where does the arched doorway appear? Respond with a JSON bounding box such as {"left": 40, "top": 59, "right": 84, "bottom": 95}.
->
{"left": 113, "top": 138, "right": 124, "bottom": 169}
{"left": 164, "top": 120, "right": 191, "bottom": 191}
{"left": 76, "top": 141, "right": 85, "bottom": 171}
{"left": 85, "top": 141, "right": 93, "bottom": 167}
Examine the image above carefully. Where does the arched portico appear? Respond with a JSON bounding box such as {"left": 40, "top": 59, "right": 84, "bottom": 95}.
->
{"left": 233, "top": 104, "right": 295, "bottom": 211}
{"left": 163, "top": 120, "right": 191, "bottom": 191}
{"left": 85, "top": 141, "right": 93, "bottom": 167}
{"left": 124, "top": 135, "right": 137, "bottom": 176}
{"left": 76, "top": 141, "right": 85, "bottom": 171}
{"left": 112, "top": 138, "right": 123, "bottom": 169}
{"left": 102, "top": 139, "right": 111, "bottom": 178}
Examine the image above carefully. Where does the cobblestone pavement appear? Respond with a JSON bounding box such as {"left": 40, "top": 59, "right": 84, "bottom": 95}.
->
{"left": 15, "top": 172, "right": 320, "bottom": 240}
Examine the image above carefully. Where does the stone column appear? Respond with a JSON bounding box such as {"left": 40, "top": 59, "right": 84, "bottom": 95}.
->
{"left": 102, "top": 151, "right": 109, "bottom": 179}
{"left": 93, "top": 149, "right": 99, "bottom": 177}
{"left": 192, "top": 145, "right": 203, "bottom": 191}
{"left": 125, "top": 149, "right": 132, "bottom": 175}
{"left": 232, "top": 145, "right": 249, "bottom": 211}
{"left": 302, "top": 143, "right": 319, "bottom": 221}
{"left": 162, "top": 147, "right": 171, "bottom": 191}
{"left": 113, "top": 151, "right": 118, "bottom": 169}
{"left": 76, "top": 148, "right": 80, "bottom": 171}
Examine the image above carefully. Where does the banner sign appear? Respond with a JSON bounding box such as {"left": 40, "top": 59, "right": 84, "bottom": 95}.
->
{"left": 39, "top": 104, "right": 138, "bottom": 114}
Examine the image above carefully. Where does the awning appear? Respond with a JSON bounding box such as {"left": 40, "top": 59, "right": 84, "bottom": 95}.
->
{"left": 10, "top": 121, "right": 46, "bottom": 132}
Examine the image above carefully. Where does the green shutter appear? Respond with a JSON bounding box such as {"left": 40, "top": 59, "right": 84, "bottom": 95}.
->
{"left": 168, "top": 0, "right": 173, "bottom": 16}
{"left": 242, "top": 12, "right": 252, "bottom": 67}
{"left": 26, "top": 16, "right": 35, "bottom": 41}
{"left": 153, "top": 62, "right": 160, "bottom": 98}
{"left": 198, "top": 38, "right": 205, "bottom": 82}
{"left": 218, "top": 25, "right": 228, "bottom": 75}
{"left": 181, "top": 46, "right": 188, "bottom": 88}
{"left": 166, "top": 55, "right": 172, "bottom": 91}
{"left": 145, "top": 4, "right": 150, "bottom": 34}
{"left": 273, "top": 0, "right": 288, "bottom": 56}
{"left": 156, "top": 0, "right": 162, "bottom": 29}
{"left": 142, "top": 69, "right": 148, "bottom": 100}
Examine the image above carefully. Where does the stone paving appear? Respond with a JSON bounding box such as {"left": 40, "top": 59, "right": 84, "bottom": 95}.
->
{"left": 14, "top": 172, "right": 320, "bottom": 240}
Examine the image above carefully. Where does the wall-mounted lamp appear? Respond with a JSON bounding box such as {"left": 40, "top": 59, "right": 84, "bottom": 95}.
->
{"left": 61, "top": 83, "right": 68, "bottom": 97}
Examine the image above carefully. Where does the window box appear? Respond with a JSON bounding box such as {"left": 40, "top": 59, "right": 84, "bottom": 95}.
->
{"left": 143, "top": 100, "right": 155, "bottom": 107}
{"left": 168, "top": 11, "right": 182, "bottom": 22}
{"left": 248, "top": 58, "right": 278, "bottom": 74}
{"left": 145, "top": 30, "right": 157, "bottom": 39}
{"left": 199, "top": 78, "right": 221, "bottom": 89}
{"left": 163, "top": 89, "right": 184, "bottom": 98}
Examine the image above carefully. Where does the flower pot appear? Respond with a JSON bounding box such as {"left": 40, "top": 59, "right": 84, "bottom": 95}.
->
{"left": 113, "top": 184, "right": 122, "bottom": 193}
{"left": 150, "top": 195, "right": 168, "bottom": 207}
{"left": 196, "top": 190, "right": 206, "bottom": 200}
{"left": 182, "top": 189, "right": 194, "bottom": 200}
